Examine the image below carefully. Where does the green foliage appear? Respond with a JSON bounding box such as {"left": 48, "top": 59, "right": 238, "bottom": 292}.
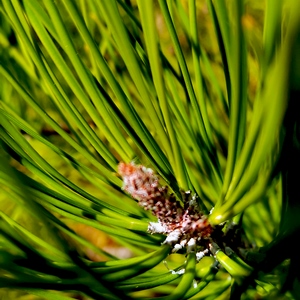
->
{"left": 0, "top": 0, "right": 300, "bottom": 299}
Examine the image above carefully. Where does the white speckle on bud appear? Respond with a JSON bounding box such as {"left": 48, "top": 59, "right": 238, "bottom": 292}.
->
{"left": 173, "top": 243, "right": 183, "bottom": 252}
{"left": 171, "top": 268, "right": 185, "bottom": 275}
{"left": 196, "top": 249, "right": 209, "bottom": 261}
{"left": 187, "top": 238, "right": 196, "bottom": 253}
{"left": 148, "top": 221, "right": 168, "bottom": 234}
{"left": 180, "top": 239, "right": 187, "bottom": 247}
{"left": 163, "top": 229, "right": 181, "bottom": 245}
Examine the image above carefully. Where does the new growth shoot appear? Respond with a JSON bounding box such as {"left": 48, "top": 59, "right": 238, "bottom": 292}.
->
{"left": 118, "top": 162, "right": 215, "bottom": 260}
